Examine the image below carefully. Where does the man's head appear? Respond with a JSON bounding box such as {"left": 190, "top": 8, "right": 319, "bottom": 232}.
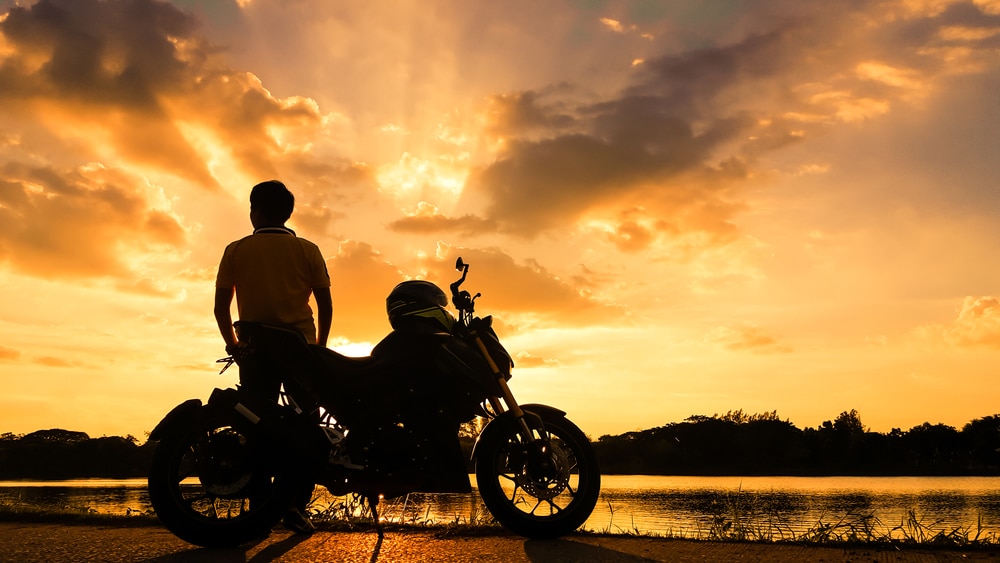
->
{"left": 249, "top": 180, "right": 294, "bottom": 227}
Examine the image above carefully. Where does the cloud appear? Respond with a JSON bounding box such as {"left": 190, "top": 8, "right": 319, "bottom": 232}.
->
{"left": 705, "top": 324, "right": 793, "bottom": 354}
{"left": 388, "top": 202, "right": 497, "bottom": 236}
{"left": 465, "top": 83, "right": 754, "bottom": 237}
{"left": 33, "top": 355, "right": 84, "bottom": 367}
{"left": 0, "top": 345, "right": 20, "bottom": 360}
{"left": 0, "top": 0, "right": 327, "bottom": 188}
{"left": 447, "top": 1, "right": 1000, "bottom": 249}
{"left": 0, "top": 162, "right": 186, "bottom": 279}
{"left": 484, "top": 91, "right": 578, "bottom": 138}
{"left": 513, "top": 350, "right": 559, "bottom": 368}
{"left": 326, "top": 240, "right": 407, "bottom": 342}
{"left": 324, "top": 240, "right": 629, "bottom": 344}
{"left": 942, "top": 296, "right": 1000, "bottom": 348}
{"left": 422, "top": 243, "right": 627, "bottom": 327}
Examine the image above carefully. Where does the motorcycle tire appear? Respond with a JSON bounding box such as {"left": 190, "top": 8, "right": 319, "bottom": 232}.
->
{"left": 475, "top": 409, "right": 601, "bottom": 539}
{"left": 147, "top": 404, "right": 311, "bottom": 547}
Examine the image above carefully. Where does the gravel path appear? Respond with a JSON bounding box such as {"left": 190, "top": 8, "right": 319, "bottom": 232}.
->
{"left": 0, "top": 522, "right": 996, "bottom": 562}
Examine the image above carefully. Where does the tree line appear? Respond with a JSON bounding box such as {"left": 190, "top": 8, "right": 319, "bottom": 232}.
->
{"left": 593, "top": 410, "right": 1000, "bottom": 475}
{"left": 0, "top": 429, "right": 155, "bottom": 479}
{"left": 2, "top": 409, "right": 998, "bottom": 479}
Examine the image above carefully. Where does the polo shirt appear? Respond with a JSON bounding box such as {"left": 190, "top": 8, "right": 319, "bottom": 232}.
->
{"left": 216, "top": 226, "right": 330, "bottom": 343}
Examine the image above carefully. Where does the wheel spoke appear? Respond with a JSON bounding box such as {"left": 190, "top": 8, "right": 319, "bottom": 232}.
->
{"left": 182, "top": 493, "right": 212, "bottom": 508}
{"left": 508, "top": 482, "right": 523, "bottom": 504}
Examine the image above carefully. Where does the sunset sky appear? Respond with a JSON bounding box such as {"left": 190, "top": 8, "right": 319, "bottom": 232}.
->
{"left": 1, "top": 0, "right": 998, "bottom": 441}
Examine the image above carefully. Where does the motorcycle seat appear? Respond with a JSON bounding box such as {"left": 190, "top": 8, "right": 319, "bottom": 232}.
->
{"left": 308, "top": 345, "right": 382, "bottom": 379}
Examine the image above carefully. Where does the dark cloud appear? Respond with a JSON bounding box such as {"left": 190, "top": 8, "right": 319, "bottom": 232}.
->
{"left": 0, "top": 0, "right": 326, "bottom": 188}
{"left": 485, "top": 90, "right": 578, "bottom": 137}
{"left": 0, "top": 0, "right": 200, "bottom": 105}
{"left": 452, "top": 29, "right": 801, "bottom": 240}
{"left": 388, "top": 211, "right": 497, "bottom": 236}
{"left": 458, "top": 44, "right": 776, "bottom": 239}
{"left": 0, "top": 162, "right": 185, "bottom": 278}
{"left": 452, "top": 2, "right": 1000, "bottom": 244}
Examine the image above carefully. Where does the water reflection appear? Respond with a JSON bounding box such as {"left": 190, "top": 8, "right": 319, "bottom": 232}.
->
{"left": 584, "top": 477, "right": 1000, "bottom": 538}
{"left": 2, "top": 476, "right": 999, "bottom": 539}
{"left": 0, "top": 480, "right": 152, "bottom": 515}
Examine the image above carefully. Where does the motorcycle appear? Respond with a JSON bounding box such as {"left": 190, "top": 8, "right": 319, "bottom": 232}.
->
{"left": 147, "top": 257, "right": 601, "bottom": 547}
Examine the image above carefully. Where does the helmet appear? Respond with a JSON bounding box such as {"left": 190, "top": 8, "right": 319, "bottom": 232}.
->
{"left": 386, "top": 280, "right": 455, "bottom": 333}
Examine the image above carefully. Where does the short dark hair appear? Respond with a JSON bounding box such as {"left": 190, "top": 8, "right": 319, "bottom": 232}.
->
{"left": 250, "top": 180, "right": 294, "bottom": 223}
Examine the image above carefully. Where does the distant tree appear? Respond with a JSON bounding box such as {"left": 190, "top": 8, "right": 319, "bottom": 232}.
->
{"left": 716, "top": 409, "right": 751, "bottom": 424}
{"left": 715, "top": 409, "right": 784, "bottom": 424}
{"left": 0, "top": 429, "right": 151, "bottom": 479}
{"left": 903, "top": 422, "right": 961, "bottom": 472}
{"left": 833, "top": 409, "right": 867, "bottom": 435}
{"left": 596, "top": 409, "right": 1000, "bottom": 476}
{"left": 962, "top": 415, "right": 1000, "bottom": 472}
{"left": 684, "top": 414, "right": 713, "bottom": 423}
{"left": 21, "top": 429, "right": 90, "bottom": 444}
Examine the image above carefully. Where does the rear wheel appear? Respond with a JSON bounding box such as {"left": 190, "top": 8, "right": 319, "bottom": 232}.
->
{"left": 475, "top": 410, "right": 601, "bottom": 538}
{"left": 147, "top": 406, "right": 308, "bottom": 547}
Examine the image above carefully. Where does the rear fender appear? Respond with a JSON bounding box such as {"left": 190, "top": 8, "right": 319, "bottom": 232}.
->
{"left": 148, "top": 398, "right": 204, "bottom": 441}
{"left": 470, "top": 403, "right": 567, "bottom": 460}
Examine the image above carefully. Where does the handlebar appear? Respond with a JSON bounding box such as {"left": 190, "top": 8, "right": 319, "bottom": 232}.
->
{"left": 450, "top": 257, "right": 480, "bottom": 321}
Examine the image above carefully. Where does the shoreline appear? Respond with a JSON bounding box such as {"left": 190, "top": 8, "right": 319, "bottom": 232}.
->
{"left": 1, "top": 521, "right": 999, "bottom": 563}
{"left": 1, "top": 510, "right": 998, "bottom": 551}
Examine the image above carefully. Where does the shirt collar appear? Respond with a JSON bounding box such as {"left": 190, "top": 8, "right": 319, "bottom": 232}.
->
{"left": 253, "top": 226, "right": 296, "bottom": 236}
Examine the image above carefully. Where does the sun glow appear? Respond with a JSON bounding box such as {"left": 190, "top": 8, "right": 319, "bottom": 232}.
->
{"left": 375, "top": 153, "right": 468, "bottom": 203}
{"left": 173, "top": 121, "right": 244, "bottom": 185}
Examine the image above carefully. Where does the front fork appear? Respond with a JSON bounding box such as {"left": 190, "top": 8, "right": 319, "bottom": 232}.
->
{"left": 471, "top": 333, "right": 539, "bottom": 442}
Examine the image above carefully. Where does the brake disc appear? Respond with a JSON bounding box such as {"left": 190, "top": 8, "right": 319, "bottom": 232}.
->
{"left": 514, "top": 441, "right": 572, "bottom": 500}
{"left": 196, "top": 429, "right": 254, "bottom": 497}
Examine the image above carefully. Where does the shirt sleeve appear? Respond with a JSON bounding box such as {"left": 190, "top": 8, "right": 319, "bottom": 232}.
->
{"left": 215, "top": 243, "right": 236, "bottom": 288}
{"left": 308, "top": 243, "right": 331, "bottom": 288}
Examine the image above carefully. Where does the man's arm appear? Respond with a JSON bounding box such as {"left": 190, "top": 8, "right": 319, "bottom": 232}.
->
{"left": 313, "top": 286, "right": 332, "bottom": 347}
{"left": 214, "top": 287, "right": 238, "bottom": 348}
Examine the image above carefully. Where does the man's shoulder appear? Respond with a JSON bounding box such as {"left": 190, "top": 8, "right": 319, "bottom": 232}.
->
{"left": 221, "top": 234, "right": 255, "bottom": 252}
{"left": 294, "top": 237, "right": 323, "bottom": 252}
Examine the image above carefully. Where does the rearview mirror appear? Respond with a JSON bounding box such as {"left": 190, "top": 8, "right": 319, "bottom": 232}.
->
{"left": 455, "top": 257, "right": 465, "bottom": 271}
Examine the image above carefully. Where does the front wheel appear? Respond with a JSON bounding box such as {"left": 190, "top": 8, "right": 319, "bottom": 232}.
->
{"left": 147, "top": 404, "right": 309, "bottom": 547}
{"left": 475, "top": 409, "right": 601, "bottom": 538}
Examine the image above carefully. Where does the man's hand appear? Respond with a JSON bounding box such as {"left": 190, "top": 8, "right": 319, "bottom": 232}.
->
{"left": 225, "top": 341, "right": 251, "bottom": 362}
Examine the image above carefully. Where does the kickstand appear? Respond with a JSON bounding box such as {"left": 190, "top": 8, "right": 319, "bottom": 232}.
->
{"left": 366, "top": 494, "right": 384, "bottom": 538}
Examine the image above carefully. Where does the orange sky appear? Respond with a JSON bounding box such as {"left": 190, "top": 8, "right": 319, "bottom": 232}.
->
{"left": 1, "top": 0, "right": 998, "bottom": 440}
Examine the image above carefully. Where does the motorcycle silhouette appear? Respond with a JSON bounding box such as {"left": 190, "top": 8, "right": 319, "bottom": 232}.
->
{"left": 147, "top": 257, "right": 601, "bottom": 547}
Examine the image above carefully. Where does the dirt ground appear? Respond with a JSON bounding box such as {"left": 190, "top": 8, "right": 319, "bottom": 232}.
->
{"left": 0, "top": 522, "right": 997, "bottom": 562}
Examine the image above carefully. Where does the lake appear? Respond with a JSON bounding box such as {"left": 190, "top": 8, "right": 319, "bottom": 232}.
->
{"left": 2, "top": 475, "right": 999, "bottom": 539}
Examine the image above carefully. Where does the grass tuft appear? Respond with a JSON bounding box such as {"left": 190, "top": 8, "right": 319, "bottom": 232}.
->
{"left": 0, "top": 500, "right": 159, "bottom": 527}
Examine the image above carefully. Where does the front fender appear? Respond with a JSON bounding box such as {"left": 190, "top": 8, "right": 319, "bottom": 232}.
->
{"left": 148, "top": 398, "right": 203, "bottom": 441}
{"left": 470, "top": 403, "right": 567, "bottom": 460}
{"left": 521, "top": 403, "right": 566, "bottom": 418}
